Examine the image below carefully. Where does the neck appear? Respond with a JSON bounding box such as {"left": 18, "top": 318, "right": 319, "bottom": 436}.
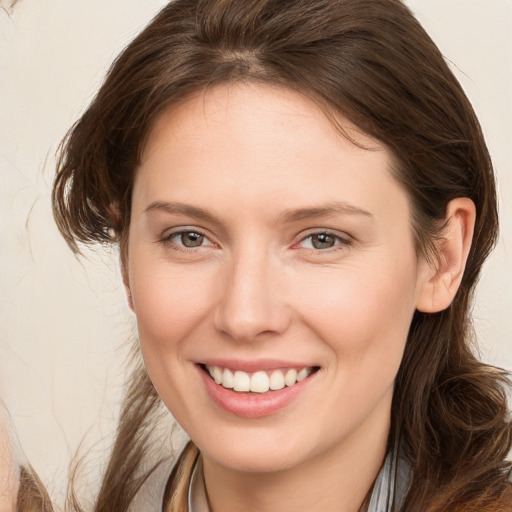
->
{"left": 201, "top": 399, "right": 391, "bottom": 512}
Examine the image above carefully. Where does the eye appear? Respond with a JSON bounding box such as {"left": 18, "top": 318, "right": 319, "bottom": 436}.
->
{"left": 178, "top": 231, "right": 206, "bottom": 248}
{"left": 163, "top": 230, "right": 214, "bottom": 249}
{"left": 297, "top": 231, "right": 350, "bottom": 251}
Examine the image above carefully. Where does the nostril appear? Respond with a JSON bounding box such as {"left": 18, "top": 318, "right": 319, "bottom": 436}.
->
{"left": 213, "top": 301, "right": 291, "bottom": 342}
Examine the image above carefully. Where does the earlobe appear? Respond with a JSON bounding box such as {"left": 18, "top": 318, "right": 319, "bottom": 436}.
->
{"left": 416, "top": 198, "right": 476, "bottom": 313}
{"left": 107, "top": 201, "right": 122, "bottom": 235}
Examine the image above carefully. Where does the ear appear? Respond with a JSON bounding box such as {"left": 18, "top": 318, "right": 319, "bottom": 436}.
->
{"left": 416, "top": 198, "right": 476, "bottom": 313}
{"left": 106, "top": 202, "right": 121, "bottom": 240}
{"left": 122, "top": 265, "right": 135, "bottom": 312}
{"left": 107, "top": 202, "right": 134, "bottom": 311}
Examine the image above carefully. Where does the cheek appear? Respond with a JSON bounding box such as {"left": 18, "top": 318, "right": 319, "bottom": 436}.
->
{"left": 128, "top": 257, "right": 215, "bottom": 354}
{"left": 127, "top": 259, "right": 218, "bottom": 418}
{"left": 295, "top": 259, "right": 418, "bottom": 372}
{"left": 292, "top": 266, "right": 417, "bottom": 435}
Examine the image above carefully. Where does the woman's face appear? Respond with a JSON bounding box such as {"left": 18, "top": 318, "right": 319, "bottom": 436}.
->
{"left": 126, "top": 83, "right": 430, "bottom": 473}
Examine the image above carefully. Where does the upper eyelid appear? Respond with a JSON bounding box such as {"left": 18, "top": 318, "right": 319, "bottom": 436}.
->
{"left": 159, "top": 229, "right": 217, "bottom": 253}
{"left": 157, "top": 226, "right": 352, "bottom": 247}
{"left": 292, "top": 229, "right": 354, "bottom": 253}
{"left": 158, "top": 227, "right": 215, "bottom": 247}
{"left": 161, "top": 226, "right": 211, "bottom": 240}
{"left": 295, "top": 228, "right": 352, "bottom": 242}
{"left": 148, "top": 208, "right": 228, "bottom": 240}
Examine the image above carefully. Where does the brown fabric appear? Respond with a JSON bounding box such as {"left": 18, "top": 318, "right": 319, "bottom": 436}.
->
{"left": 162, "top": 442, "right": 200, "bottom": 512}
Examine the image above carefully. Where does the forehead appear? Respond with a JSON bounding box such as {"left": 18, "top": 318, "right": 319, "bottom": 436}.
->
{"left": 142, "top": 82, "right": 384, "bottom": 162}
{"left": 135, "top": 83, "right": 409, "bottom": 223}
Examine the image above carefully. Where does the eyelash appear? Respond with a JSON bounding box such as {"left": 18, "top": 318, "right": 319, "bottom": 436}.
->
{"left": 294, "top": 230, "right": 352, "bottom": 253}
{"left": 158, "top": 229, "right": 214, "bottom": 251}
{"left": 159, "top": 228, "right": 352, "bottom": 254}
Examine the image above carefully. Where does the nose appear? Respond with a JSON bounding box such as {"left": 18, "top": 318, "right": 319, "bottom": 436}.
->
{"left": 213, "top": 247, "right": 291, "bottom": 342}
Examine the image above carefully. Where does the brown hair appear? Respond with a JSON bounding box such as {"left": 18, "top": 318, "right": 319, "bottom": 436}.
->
{"left": 53, "top": 0, "right": 512, "bottom": 510}
{"left": 16, "top": 467, "right": 54, "bottom": 512}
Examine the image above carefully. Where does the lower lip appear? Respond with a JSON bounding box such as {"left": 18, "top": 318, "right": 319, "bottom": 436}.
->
{"left": 197, "top": 366, "right": 317, "bottom": 418}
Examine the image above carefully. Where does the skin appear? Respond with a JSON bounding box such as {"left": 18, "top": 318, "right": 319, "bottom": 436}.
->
{"left": 124, "top": 83, "right": 474, "bottom": 512}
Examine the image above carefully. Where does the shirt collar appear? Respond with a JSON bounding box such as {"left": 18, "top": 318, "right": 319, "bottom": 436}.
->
{"left": 188, "top": 455, "right": 210, "bottom": 512}
{"left": 188, "top": 450, "right": 411, "bottom": 512}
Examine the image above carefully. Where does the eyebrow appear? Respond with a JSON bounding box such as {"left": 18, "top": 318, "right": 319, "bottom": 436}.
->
{"left": 145, "top": 201, "right": 220, "bottom": 224}
{"left": 145, "top": 200, "right": 373, "bottom": 226}
{"left": 278, "top": 201, "right": 373, "bottom": 223}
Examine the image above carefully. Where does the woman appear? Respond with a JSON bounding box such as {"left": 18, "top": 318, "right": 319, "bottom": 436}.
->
{"left": 52, "top": 0, "right": 512, "bottom": 510}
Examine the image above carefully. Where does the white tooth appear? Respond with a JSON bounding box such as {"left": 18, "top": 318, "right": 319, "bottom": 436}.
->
{"left": 213, "top": 366, "right": 223, "bottom": 384}
{"left": 269, "top": 370, "right": 285, "bottom": 390}
{"left": 222, "top": 368, "right": 234, "bottom": 389}
{"left": 207, "top": 366, "right": 215, "bottom": 378}
{"left": 284, "top": 368, "right": 298, "bottom": 386}
{"left": 296, "top": 367, "right": 311, "bottom": 382}
{"left": 250, "top": 371, "right": 270, "bottom": 393}
{"left": 233, "top": 371, "right": 251, "bottom": 392}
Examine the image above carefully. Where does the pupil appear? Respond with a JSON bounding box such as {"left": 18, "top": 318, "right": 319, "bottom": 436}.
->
{"left": 313, "top": 233, "right": 334, "bottom": 249}
{"left": 182, "top": 232, "right": 203, "bottom": 247}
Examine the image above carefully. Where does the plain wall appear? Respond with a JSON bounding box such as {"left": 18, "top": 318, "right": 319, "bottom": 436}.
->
{"left": 1, "top": 0, "right": 511, "bottom": 503}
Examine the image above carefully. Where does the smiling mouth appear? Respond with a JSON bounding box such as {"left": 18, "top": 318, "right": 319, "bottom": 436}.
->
{"left": 201, "top": 364, "right": 320, "bottom": 394}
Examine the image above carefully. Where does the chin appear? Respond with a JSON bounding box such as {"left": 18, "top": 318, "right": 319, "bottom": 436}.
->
{"left": 193, "top": 424, "right": 319, "bottom": 474}
{"left": 206, "top": 446, "right": 303, "bottom": 473}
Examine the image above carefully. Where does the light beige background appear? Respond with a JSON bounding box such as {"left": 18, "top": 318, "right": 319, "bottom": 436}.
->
{"left": 1, "top": 0, "right": 511, "bottom": 503}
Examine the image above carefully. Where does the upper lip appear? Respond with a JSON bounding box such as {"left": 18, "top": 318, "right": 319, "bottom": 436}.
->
{"left": 198, "top": 358, "right": 318, "bottom": 372}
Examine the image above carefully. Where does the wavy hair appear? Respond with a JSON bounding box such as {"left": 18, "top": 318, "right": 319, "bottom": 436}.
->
{"left": 52, "top": 1, "right": 511, "bottom": 510}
